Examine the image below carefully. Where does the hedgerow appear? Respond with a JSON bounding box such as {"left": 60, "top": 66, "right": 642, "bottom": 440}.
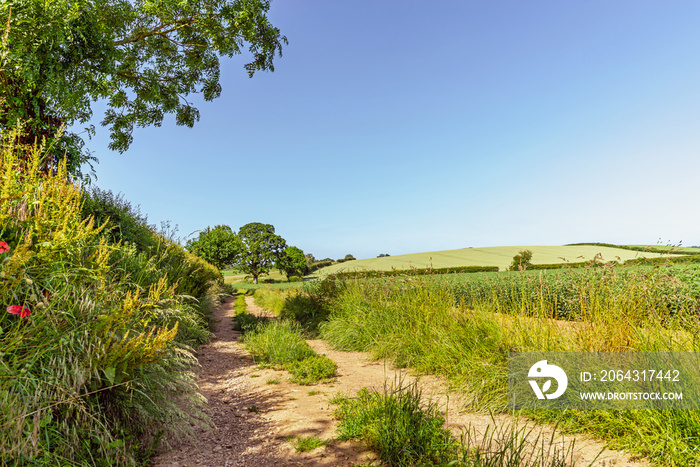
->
{"left": 0, "top": 128, "right": 221, "bottom": 465}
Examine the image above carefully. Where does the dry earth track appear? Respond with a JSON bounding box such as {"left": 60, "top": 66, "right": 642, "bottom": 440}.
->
{"left": 150, "top": 295, "right": 648, "bottom": 466}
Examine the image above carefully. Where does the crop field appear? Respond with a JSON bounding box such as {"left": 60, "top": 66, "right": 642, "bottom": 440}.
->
{"left": 255, "top": 262, "right": 700, "bottom": 466}
{"left": 314, "top": 245, "right": 671, "bottom": 276}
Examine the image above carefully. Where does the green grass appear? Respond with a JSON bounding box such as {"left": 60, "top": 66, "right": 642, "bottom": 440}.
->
{"left": 231, "top": 290, "right": 269, "bottom": 333}
{"left": 286, "top": 354, "right": 337, "bottom": 385}
{"left": 312, "top": 268, "right": 700, "bottom": 466}
{"left": 332, "top": 380, "right": 575, "bottom": 467}
{"left": 0, "top": 130, "right": 220, "bottom": 465}
{"left": 222, "top": 268, "right": 302, "bottom": 287}
{"left": 312, "top": 245, "right": 670, "bottom": 276}
{"left": 289, "top": 435, "right": 330, "bottom": 452}
{"left": 245, "top": 320, "right": 316, "bottom": 365}
{"left": 243, "top": 320, "right": 337, "bottom": 385}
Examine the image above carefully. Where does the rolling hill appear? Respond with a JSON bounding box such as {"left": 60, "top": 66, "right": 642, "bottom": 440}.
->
{"left": 313, "top": 245, "right": 671, "bottom": 276}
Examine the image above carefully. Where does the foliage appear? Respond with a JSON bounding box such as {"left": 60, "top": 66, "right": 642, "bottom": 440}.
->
{"left": 186, "top": 225, "right": 241, "bottom": 270}
{"left": 0, "top": 128, "right": 219, "bottom": 464}
{"left": 276, "top": 245, "right": 307, "bottom": 279}
{"left": 509, "top": 249, "right": 533, "bottom": 271}
{"left": 81, "top": 187, "right": 157, "bottom": 250}
{"left": 235, "top": 222, "right": 286, "bottom": 284}
{"left": 255, "top": 277, "right": 345, "bottom": 335}
{"left": 0, "top": 0, "right": 286, "bottom": 177}
{"left": 308, "top": 259, "right": 334, "bottom": 272}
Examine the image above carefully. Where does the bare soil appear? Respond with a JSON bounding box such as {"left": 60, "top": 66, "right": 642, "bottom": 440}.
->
{"left": 150, "top": 296, "right": 648, "bottom": 467}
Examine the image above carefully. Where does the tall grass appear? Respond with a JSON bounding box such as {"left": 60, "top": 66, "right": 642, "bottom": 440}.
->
{"left": 318, "top": 269, "right": 700, "bottom": 465}
{"left": 0, "top": 128, "right": 221, "bottom": 465}
{"left": 332, "top": 379, "right": 576, "bottom": 467}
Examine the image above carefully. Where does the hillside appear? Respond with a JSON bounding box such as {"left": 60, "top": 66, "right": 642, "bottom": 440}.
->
{"left": 313, "top": 245, "right": 671, "bottom": 276}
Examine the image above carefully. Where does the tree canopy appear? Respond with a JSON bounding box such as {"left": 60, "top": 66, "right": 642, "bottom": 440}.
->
{"left": 276, "top": 246, "right": 307, "bottom": 279}
{"left": 236, "top": 222, "right": 285, "bottom": 284}
{"left": 0, "top": 0, "right": 286, "bottom": 177}
{"left": 186, "top": 225, "right": 241, "bottom": 270}
{"left": 509, "top": 249, "right": 533, "bottom": 271}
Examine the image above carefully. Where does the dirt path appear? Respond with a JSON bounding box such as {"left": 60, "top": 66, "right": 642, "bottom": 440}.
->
{"left": 151, "top": 296, "right": 647, "bottom": 467}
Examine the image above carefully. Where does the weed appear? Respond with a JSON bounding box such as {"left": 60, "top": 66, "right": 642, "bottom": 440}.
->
{"left": 289, "top": 435, "right": 330, "bottom": 452}
{"left": 266, "top": 379, "right": 281, "bottom": 385}
{"left": 247, "top": 405, "right": 259, "bottom": 413}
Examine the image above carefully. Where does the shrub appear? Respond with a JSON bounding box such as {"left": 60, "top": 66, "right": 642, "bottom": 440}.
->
{"left": 81, "top": 187, "right": 158, "bottom": 251}
{"left": 509, "top": 249, "right": 533, "bottom": 271}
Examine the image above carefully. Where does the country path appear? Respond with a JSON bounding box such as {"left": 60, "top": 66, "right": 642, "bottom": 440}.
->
{"left": 150, "top": 295, "right": 648, "bottom": 466}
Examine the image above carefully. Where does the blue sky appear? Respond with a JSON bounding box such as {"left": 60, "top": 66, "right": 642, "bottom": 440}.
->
{"left": 81, "top": 1, "right": 700, "bottom": 259}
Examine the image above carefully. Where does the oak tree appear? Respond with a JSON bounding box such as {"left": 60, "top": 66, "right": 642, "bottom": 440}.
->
{"left": 276, "top": 246, "right": 307, "bottom": 280}
{"left": 236, "top": 222, "right": 285, "bottom": 284}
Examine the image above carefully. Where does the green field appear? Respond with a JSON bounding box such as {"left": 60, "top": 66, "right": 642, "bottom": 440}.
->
{"left": 314, "top": 245, "right": 670, "bottom": 276}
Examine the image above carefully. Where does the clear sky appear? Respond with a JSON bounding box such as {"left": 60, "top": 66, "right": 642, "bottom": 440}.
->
{"left": 80, "top": 1, "right": 700, "bottom": 260}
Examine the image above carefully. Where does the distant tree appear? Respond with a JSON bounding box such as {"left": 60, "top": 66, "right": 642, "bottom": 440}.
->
{"left": 509, "top": 250, "right": 533, "bottom": 271}
{"left": 186, "top": 225, "right": 241, "bottom": 270}
{"left": 277, "top": 246, "right": 307, "bottom": 280}
{"left": 344, "top": 254, "right": 356, "bottom": 261}
{"left": 377, "top": 253, "right": 391, "bottom": 258}
{"left": 304, "top": 253, "right": 316, "bottom": 269}
{"left": 236, "top": 222, "right": 286, "bottom": 284}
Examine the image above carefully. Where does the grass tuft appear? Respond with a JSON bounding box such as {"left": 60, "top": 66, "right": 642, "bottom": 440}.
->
{"left": 289, "top": 435, "right": 330, "bottom": 452}
{"left": 332, "top": 380, "right": 575, "bottom": 466}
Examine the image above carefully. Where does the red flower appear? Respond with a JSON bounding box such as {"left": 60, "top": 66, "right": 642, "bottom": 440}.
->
{"left": 0, "top": 241, "right": 8, "bottom": 254}
{"left": 7, "top": 305, "right": 31, "bottom": 318}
